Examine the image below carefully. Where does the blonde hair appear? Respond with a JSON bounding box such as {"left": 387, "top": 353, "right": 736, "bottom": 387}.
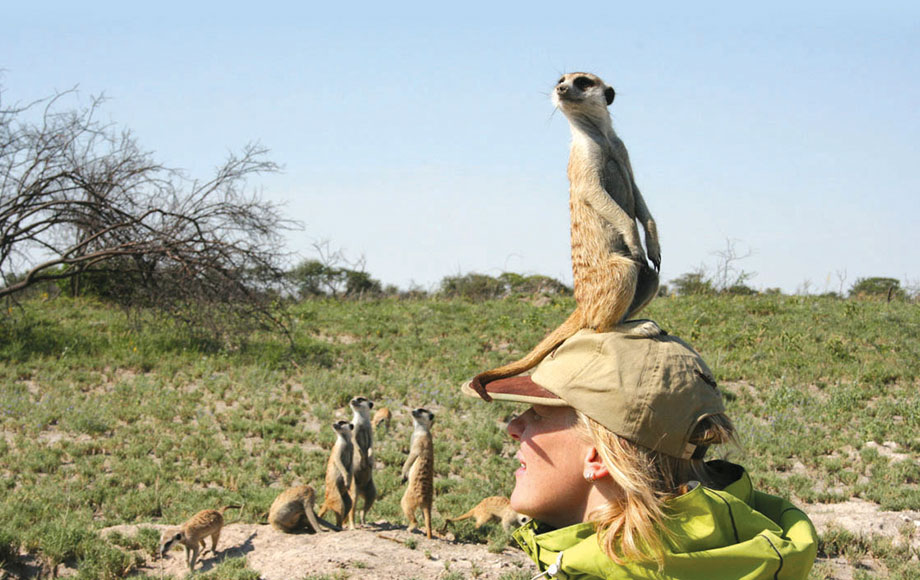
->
{"left": 574, "top": 411, "right": 737, "bottom": 565}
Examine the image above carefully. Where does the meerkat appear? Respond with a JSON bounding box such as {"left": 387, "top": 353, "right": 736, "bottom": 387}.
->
{"left": 470, "top": 72, "right": 661, "bottom": 398}
{"left": 269, "top": 484, "right": 334, "bottom": 533}
{"left": 401, "top": 408, "right": 435, "bottom": 539}
{"left": 444, "top": 496, "right": 531, "bottom": 532}
{"left": 158, "top": 505, "right": 240, "bottom": 571}
{"left": 371, "top": 406, "right": 391, "bottom": 434}
{"left": 316, "top": 420, "right": 354, "bottom": 528}
{"left": 347, "top": 396, "right": 377, "bottom": 528}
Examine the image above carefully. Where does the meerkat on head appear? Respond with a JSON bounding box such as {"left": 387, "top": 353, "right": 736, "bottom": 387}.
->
{"left": 552, "top": 72, "right": 616, "bottom": 117}
{"left": 468, "top": 72, "right": 661, "bottom": 398}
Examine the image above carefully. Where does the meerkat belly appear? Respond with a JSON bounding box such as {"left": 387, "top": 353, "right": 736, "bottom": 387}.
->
{"left": 570, "top": 200, "right": 626, "bottom": 265}
{"left": 409, "top": 447, "right": 434, "bottom": 500}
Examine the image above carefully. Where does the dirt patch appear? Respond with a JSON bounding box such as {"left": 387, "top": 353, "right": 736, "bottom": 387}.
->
{"left": 97, "top": 522, "right": 533, "bottom": 579}
{"left": 806, "top": 498, "right": 920, "bottom": 548}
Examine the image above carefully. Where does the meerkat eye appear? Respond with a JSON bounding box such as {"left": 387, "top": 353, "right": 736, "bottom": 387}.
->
{"left": 573, "top": 76, "right": 595, "bottom": 91}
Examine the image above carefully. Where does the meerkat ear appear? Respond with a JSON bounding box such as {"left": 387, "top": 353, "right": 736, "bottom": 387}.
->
{"left": 605, "top": 86, "right": 615, "bottom": 105}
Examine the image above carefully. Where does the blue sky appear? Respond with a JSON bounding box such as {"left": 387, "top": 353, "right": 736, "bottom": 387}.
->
{"left": 4, "top": 2, "right": 918, "bottom": 293}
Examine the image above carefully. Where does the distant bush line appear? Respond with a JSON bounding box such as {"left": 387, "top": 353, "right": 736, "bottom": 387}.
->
{"left": 7, "top": 261, "right": 917, "bottom": 306}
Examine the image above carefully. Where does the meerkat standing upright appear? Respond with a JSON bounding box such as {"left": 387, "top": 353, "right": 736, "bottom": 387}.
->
{"left": 470, "top": 72, "right": 661, "bottom": 397}
{"left": 401, "top": 408, "right": 435, "bottom": 539}
{"left": 316, "top": 420, "right": 354, "bottom": 528}
{"left": 347, "top": 396, "right": 377, "bottom": 528}
{"left": 158, "top": 505, "right": 240, "bottom": 571}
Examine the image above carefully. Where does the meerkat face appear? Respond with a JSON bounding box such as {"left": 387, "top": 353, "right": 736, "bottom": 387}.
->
{"left": 411, "top": 408, "right": 435, "bottom": 429}
{"left": 349, "top": 396, "right": 373, "bottom": 413}
{"left": 333, "top": 420, "right": 353, "bottom": 436}
{"left": 552, "top": 72, "right": 615, "bottom": 113}
{"left": 158, "top": 529, "right": 183, "bottom": 557}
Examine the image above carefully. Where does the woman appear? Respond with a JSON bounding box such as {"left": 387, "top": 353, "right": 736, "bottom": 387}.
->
{"left": 464, "top": 321, "right": 818, "bottom": 579}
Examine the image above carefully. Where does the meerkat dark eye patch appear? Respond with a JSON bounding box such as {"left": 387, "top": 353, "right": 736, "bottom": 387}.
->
{"left": 573, "top": 76, "right": 595, "bottom": 91}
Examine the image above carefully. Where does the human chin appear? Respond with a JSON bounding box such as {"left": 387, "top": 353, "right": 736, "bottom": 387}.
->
{"left": 509, "top": 454, "right": 533, "bottom": 515}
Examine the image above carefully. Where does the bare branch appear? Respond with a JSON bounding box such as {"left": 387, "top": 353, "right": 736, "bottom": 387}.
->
{"left": 0, "top": 85, "right": 301, "bottom": 343}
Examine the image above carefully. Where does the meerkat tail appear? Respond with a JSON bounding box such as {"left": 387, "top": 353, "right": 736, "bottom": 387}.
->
{"left": 315, "top": 514, "right": 342, "bottom": 532}
{"left": 470, "top": 308, "right": 586, "bottom": 398}
{"left": 445, "top": 507, "right": 475, "bottom": 523}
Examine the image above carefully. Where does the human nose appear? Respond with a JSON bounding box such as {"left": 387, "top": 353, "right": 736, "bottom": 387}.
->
{"left": 507, "top": 414, "right": 524, "bottom": 441}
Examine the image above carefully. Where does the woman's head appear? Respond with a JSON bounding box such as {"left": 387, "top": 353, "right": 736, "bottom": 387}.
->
{"left": 572, "top": 409, "right": 736, "bottom": 562}
{"left": 464, "top": 321, "right": 736, "bottom": 561}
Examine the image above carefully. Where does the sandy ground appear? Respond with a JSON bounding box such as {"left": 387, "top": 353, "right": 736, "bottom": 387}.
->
{"left": 101, "top": 521, "right": 533, "bottom": 579}
{"left": 5, "top": 500, "right": 919, "bottom": 579}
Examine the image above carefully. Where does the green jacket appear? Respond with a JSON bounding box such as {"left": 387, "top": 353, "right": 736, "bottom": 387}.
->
{"left": 513, "top": 462, "right": 818, "bottom": 579}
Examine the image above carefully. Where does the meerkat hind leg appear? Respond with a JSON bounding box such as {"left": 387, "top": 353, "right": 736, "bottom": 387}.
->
{"left": 423, "top": 506, "right": 432, "bottom": 539}
{"left": 360, "top": 482, "right": 377, "bottom": 524}
{"left": 401, "top": 496, "right": 417, "bottom": 532}
{"left": 624, "top": 261, "right": 659, "bottom": 320}
{"left": 580, "top": 254, "right": 639, "bottom": 331}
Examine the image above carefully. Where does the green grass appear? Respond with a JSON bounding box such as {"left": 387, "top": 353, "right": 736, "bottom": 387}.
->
{"left": 1, "top": 293, "right": 919, "bottom": 577}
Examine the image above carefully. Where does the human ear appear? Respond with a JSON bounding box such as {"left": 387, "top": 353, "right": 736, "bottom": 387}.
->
{"left": 583, "top": 447, "right": 610, "bottom": 481}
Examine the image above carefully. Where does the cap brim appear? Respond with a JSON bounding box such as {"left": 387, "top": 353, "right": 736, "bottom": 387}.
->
{"left": 461, "top": 376, "right": 569, "bottom": 406}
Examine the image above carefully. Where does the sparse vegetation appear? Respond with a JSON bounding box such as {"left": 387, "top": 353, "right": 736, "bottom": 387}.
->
{"left": 1, "top": 290, "right": 918, "bottom": 577}
{"left": 849, "top": 277, "right": 907, "bottom": 301}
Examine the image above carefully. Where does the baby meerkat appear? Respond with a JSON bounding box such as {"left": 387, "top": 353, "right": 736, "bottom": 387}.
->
{"left": 445, "top": 496, "right": 530, "bottom": 532}
{"left": 401, "top": 408, "right": 435, "bottom": 539}
{"left": 371, "top": 406, "right": 391, "bottom": 434}
{"left": 470, "top": 72, "right": 661, "bottom": 397}
{"left": 269, "top": 484, "right": 332, "bottom": 533}
{"left": 347, "top": 396, "right": 377, "bottom": 528}
{"left": 317, "top": 420, "right": 354, "bottom": 528}
{"left": 158, "top": 505, "right": 240, "bottom": 571}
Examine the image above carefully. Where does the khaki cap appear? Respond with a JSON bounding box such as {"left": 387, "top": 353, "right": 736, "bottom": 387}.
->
{"left": 462, "top": 320, "right": 725, "bottom": 459}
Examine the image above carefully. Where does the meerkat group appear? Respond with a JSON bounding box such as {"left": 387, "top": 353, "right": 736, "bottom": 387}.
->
{"left": 470, "top": 71, "right": 661, "bottom": 397}
{"left": 157, "top": 396, "right": 517, "bottom": 575}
